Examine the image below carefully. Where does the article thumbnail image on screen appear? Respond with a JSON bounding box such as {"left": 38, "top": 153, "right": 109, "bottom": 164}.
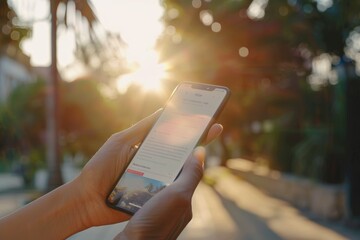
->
{"left": 108, "top": 172, "right": 167, "bottom": 213}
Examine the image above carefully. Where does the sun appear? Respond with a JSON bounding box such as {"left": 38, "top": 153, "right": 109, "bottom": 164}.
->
{"left": 18, "top": 0, "right": 168, "bottom": 91}
{"left": 91, "top": 0, "right": 167, "bottom": 94}
{"left": 116, "top": 50, "right": 167, "bottom": 94}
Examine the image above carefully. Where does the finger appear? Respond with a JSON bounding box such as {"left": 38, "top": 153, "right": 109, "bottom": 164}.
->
{"left": 202, "top": 123, "right": 223, "bottom": 145}
{"left": 174, "top": 147, "right": 205, "bottom": 193}
{"left": 122, "top": 109, "right": 162, "bottom": 145}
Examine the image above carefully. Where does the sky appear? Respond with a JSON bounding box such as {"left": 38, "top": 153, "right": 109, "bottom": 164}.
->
{"left": 91, "top": 0, "right": 166, "bottom": 92}
{"left": 11, "top": 0, "right": 164, "bottom": 75}
{"left": 16, "top": 0, "right": 164, "bottom": 66}
{"left": 8, "top": 0, "right": 166, "bottom": 92}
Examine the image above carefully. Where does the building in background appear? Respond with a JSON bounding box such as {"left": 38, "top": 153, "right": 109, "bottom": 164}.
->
{"left": 0, "top": 45, "right": 34, "bottom": 102}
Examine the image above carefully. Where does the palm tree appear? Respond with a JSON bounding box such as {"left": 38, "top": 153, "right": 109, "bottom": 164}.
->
{"left": 46, "top": 0, "right": 61, "bottom": 191}
{"left": 46, "top": 0, "right": 126, "bottom": 191}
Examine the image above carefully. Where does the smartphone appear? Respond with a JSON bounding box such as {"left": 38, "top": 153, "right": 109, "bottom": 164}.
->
{"left": 106, "top": 82, "right": 230, "bottom": 215}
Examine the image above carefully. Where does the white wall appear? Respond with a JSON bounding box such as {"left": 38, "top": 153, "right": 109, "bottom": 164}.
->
{"left": 0, "top": 55, "right": 34, "bottom": 102}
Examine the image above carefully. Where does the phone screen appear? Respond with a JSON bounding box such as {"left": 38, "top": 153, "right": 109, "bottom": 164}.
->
{"left": 106, "top": 82, "right": 229, "bottom": 214}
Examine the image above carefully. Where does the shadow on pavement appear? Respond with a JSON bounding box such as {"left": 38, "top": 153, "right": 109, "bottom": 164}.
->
{"left": 215, "top": 191, "right": 283, "bottom": 240}
{"left": 206, "top": 167, "right": 360, "bottom": 240}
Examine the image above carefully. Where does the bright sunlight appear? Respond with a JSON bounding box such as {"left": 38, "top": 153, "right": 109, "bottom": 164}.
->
{"left": 116, "top": 50, "right": 167, "bottom": 93}
{"left": 87, "top": 0, "right": 167, "bottom": 93}
{"left": 18, "top": 0, "right": 167, "bottom": 93}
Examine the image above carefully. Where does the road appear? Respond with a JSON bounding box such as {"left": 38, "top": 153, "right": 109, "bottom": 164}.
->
{"left": 69, "top": 167, "right": 360, "bottom": 240}
{"left": 1, "top": 167, "right": 359, "bottom": 239}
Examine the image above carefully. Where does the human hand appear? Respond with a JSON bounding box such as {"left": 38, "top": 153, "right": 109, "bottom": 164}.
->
{"left": 0, "top": 110, "right": 223, "bottom": 240}
{"left": 74, "top": 110, "right": 223, "bottom": 229}
{"left": 114, "top": 146, "right": 207, "bottom": 240}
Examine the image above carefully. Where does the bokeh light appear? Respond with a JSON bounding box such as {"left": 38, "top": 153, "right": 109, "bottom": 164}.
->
{"left": 239, "top": 47, "right": 249, "bottom": 58}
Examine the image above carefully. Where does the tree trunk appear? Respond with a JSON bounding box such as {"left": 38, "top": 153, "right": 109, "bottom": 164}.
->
{"left": 46, "top": 0, "right": 63, "bottom": 191}
{"left": 345, "top": 60, "right": 360, "bottom": 223}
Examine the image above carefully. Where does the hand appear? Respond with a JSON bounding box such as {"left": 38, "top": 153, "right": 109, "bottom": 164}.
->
{"left": 0, "top": 110, "right": 223, "bottom": 240}
{"left": 115, "top": 147, "right": 207, "bottom": 240}
{"left": 76, "top": 110, "right": 223, "bottom": 229}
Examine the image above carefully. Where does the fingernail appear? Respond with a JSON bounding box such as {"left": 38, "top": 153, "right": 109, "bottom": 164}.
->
{"left": 194, "top": 146, "right": 205, "bottom": 167}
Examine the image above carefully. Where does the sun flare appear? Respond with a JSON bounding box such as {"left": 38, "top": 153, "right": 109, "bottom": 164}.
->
{"left": 92, "top": 0, "right": 166, "bottom": 94}
{"left": 117, "top": 50, "right": 167, "bottom": 94}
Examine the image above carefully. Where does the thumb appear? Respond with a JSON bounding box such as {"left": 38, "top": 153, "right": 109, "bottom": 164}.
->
{"left": 121, "top": 109, "right": 162, "bottom": 145}
{"left": 173, "top": 147, "right": 205, "bottom": 193}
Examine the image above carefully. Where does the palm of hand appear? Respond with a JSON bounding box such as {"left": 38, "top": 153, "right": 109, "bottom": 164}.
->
{"left": 76, "top": 112, "right": 161, "bottom": 227}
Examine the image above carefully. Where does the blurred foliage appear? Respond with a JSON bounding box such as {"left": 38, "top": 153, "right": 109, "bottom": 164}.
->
{"left": 159, "top": 0, "right": 360, "bottom": 183}
{"left": 0, "top": 80, "right": 96, "bottom": 171}
{"left": 0, "top": 79, "right": 46, "bottom": 184}
{"left": 0, "top": 76, "right": 167, "bottom": 181}
{"left": 1, "top": 0, "right": 359, "bottom": 188}
{"left": 55, "top": 0, "right": 129, "bottom": 83}
{"left": 114, "top": 84, "right": 168, "bottom": 124}
{"left": 59, "top": 78, "right": 121, "bottom": 160}
{"left": 0, "top": 1, "right": 31, "bottom": 48}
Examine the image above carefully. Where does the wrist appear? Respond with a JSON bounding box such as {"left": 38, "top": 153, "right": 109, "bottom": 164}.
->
{"left": 65, "top": 175, "right": 107, "bottom": 231}
{"left": 0, "top": 179, "right": 87, "bottom": 239}
{"left": 38, "top": 179, "right": 88, "bottom": 238}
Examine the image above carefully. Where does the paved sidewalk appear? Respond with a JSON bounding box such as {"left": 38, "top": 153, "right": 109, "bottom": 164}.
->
{"left": 69, "top": 167, "right": 360, "bottom": 240}
{"left": 1, "top": 168, "right": 359, "bottom": 239}
{"left": 0, "top": 173, "right": 24, "bottom": 218}
{"left": 207, "top": 167, "right": 360, "bottom": 239}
